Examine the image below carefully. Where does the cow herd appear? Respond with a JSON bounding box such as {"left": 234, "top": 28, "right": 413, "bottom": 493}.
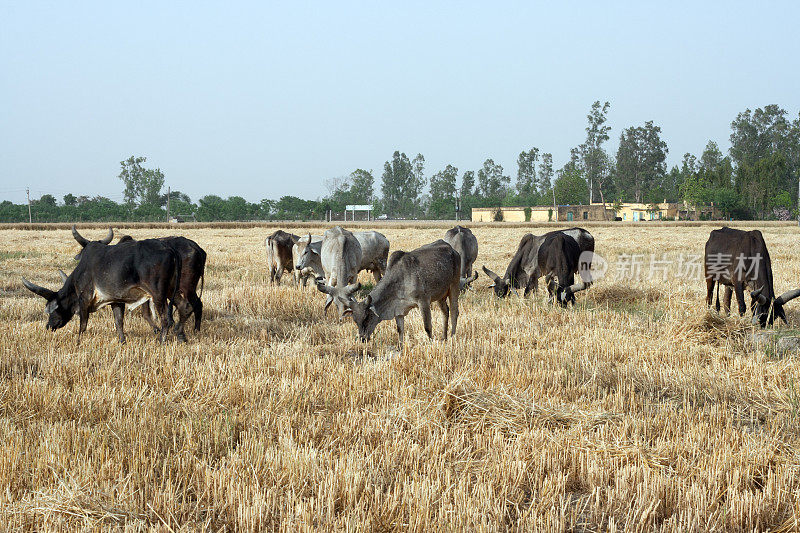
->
{"left": 19, "top": 224, "right": 800, "bottom": 346}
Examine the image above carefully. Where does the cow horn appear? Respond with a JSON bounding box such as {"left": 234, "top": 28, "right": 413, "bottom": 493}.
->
{"left": 21, "top": 277, "right": 56, "bottom": 300}
{"left": 99, "top": 227, "right": 114, "bottom": 244}
{"left": 345, "top": 282, "right": 361, "bottom": 297}
{"left": 750, "top": 287, "right": 768, "bottom": 305}
{"left": 776, "top": 288, "right": 800, "bottom": 305}
{"left": 71, "top": 225, "right": 88, "bottom": 247}
{"left": 315, "top": 277, "right": 332, "bottom": 295}
{"left": 482, "top": 265, "right": 501, "bottom": 284}
{"left": 58, "top": 270, "right": 68, "bottom": 282}
{"left": 324, "top": 295, "right": 334, "bottom": 312}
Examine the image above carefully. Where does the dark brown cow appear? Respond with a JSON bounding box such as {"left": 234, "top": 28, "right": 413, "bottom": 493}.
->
{"left": 704, "top": 227, "right": 800, "bottom": 326}
{"left": 265, "top": 230, "right": 299, "bottom": 284}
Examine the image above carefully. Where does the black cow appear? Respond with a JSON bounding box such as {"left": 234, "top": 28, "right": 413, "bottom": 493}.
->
{"left": 73, "top": 227, "right": 207, "bottom": 333}
{"left": 23, "top": 237, "right": 184, "bottom": 343}
{"left": 704, "top": 227, "right": 800, "bottom": 326}
{"left": 117, "top": 234, "right": 206, "bottom": 332}
{"left": 482, "top": 227, "right": 594, "bottom": 298}
{"left": 538, "top": 232, "right": 590, "bottom": 306}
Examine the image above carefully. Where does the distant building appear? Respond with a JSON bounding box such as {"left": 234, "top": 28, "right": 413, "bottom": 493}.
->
{"left": 471, "top": 201, "right": 720, "bottom": 222}
{"left": 471, "top": 204, "right": 613, "bottom": 222}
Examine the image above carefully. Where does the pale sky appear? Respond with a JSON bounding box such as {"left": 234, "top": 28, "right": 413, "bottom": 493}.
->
{"left": 1, "top": 1, "right": 799, "bottom": 204}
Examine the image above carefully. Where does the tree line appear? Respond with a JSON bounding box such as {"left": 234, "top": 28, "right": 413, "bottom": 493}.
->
{"left": 2, "top": 103, "right": 798, "bottom": 223}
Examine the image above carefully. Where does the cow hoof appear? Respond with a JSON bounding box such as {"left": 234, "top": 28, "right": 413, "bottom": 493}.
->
{"left": 177, "top": 333, "right": 188, "bottom": 343}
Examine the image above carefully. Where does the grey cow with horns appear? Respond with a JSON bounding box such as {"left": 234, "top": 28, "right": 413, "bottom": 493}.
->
{"left": 316, "top": 239, "right": 462, "bottom": 346}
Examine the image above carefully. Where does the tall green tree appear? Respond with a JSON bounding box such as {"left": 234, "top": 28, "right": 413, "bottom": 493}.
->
{"left": 118, "top": 156, "right": 164, "bottom": 207}
{"left": 380, "top": 151, "right": 413, "bottom": 217}
{"left": 476, "top": 159, "right": 509, "bottom": 201}
{"left": 348, "top": 169, "right": 374, "bottom": 204}
{"left": 538, "top": 153, "right": 554, "bottom": 196}
{"left": 554, "top": 168, "right": 589, "bottom": 205}
{"left": 615, "top": 121, "right": 669, "bottom": 202}
{"left": 428, "top": 164, "right": 458, "bottom": 219}
{"left": 582, "top": 101, "right": 612, "bottom": 203}
{"left": 409, "top": 153, "right": 427, "bottom": 216}
{"left": 729, "top": 105, "right": 799, "bottom": 215}
{"left": 516, "top": 148, "right": 539, "bottom": 198}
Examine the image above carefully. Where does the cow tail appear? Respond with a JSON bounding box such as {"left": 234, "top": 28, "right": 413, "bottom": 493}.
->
{"left": 198, "top": 273, "right": 205, "bottom": 298}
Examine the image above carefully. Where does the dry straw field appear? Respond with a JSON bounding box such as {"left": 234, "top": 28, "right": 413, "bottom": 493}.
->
{"left": 1, "top": 222, "right": 800, "bottom": 531}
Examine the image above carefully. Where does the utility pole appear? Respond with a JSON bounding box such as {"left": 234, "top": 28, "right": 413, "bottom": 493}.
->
{"left": 552, "top": 186, "right": 557, "bottom": 222}
{"left": 26, "top": 188, "right": 32, "bottom": 223}
{"left": 166, "top": 186, "right": 171, "bottom": 222}
{"left": 797, "top": 178, "right": 800, "bottom": 227}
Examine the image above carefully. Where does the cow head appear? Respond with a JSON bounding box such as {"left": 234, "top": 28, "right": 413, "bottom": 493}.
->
{"left": 459, "top": 271, "right": 479, "bottom": 292}
{"left": 72, "top": 225, "right": 113, "bottom": 260}
{"left": 315, "top": 278, "right": 361, "bottom": 317}
{"left": 482, "top": 266, "right": 518, "bottom": 298}
{"left": 350, "top": 295, "right": 382, "bottom": 342}
{"left": 296, "top": 233, "right": 318, "bottom": 271}
{"left": 750, "top": 287, "right": 800, "bottom": 326}
{"left": 21, "top": 275, "right": 78, "bottom": 330}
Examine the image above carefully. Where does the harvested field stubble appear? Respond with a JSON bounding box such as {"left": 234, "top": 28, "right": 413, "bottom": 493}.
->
{"left": 1, "top": 223, "right": 800, "bottom": 530}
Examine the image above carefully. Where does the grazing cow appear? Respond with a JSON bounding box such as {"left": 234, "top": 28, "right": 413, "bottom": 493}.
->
{"left": 318, "top": 239, "right": 461, "bottom": 345}
{"left": 482, "top": 227, "right": 594, "bottom": 298}
{"left": 353, "top": 231, "right": 390, "bottom": 282}
{"left": 73, "top": 227, "right": 207, "bottom": 333}
{"left": 296, "top": 229, "right": 389, "bottom": 289}
{"left": 265, "top": 230, "right": 299, "bottom": 284}
{"left": 293, "top": 234, "right": 324, "bottom": 287}
{"left": 444, "top": 225, "right": 479, "bottom": 291}
{"left": 312, "top": 226, "right": 363, "bottom": 316}
{"left": 23, "top": 237, "right": 184, "bottom": 343}
{"left": 705, "top": 227, "right": 800, "bottom": 326}
{"left": 537, "top": 232, "right": 590, "bottom": 306}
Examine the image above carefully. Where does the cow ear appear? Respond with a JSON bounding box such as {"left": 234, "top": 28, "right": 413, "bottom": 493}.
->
{"left": 45, "top": 300, "right": 58, "bottom": 313}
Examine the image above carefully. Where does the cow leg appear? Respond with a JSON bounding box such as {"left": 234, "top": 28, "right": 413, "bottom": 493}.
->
{"left": 706, "top": 278, "right": 715, "bottom": 309}
{"left": 722, "top": 287, "right": 733, "bottom": 316}
{"left": 140, "top": 302, "right": 160, "bottom": 334}
{"left": 437, "top": 298, "right": 449, "bottom": 340}
{"left": 151, "top": 297, "right": 170, "bottom": 342}
{"left": 420, "top": 301, "right": 433, "bottom": 339}
{"left": 172, "top": 297, "right": 192, "bottom": 342}
{"left": 187, "top": 291, "right": 203, "bottom": 331}
{"left": 111, "top": 303, "right": 126, "bottom": 344}
{"left": 448, "top": 286, "right": 459, "bottom": 338}
{"left": 733, "top": 283, "right": 746, "bottom": 316}
{"left": 77, "top": 307, "right": 89, "bottom": 345}
{"left": 395, "top": 315, "right": 405, "bottom": 347}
